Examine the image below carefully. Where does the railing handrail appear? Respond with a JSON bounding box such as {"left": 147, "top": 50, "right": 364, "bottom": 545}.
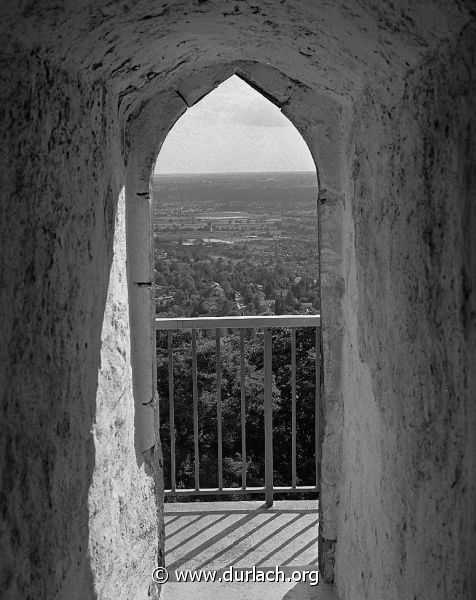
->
{"left": 155, "top": 314, "right": 320, "bottom": 330}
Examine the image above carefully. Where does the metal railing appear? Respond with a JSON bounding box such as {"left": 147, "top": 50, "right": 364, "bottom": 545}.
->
{"left": 155, "top": 314, "right": 321, "bottom": 506}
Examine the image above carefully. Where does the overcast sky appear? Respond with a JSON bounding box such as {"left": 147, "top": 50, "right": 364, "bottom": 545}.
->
{"left": 154, "top": 75, "right": 315, "bottom": 174}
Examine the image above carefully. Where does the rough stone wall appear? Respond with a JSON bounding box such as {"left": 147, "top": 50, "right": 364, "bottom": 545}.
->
{"left": 336, "top": 23, "right": 476, "bottom": 600}
{"left": 90, "top": 187, "right": 158, "bottom": 600}
{"left": 0, "top": 46, "right": 148, "bottom": 599}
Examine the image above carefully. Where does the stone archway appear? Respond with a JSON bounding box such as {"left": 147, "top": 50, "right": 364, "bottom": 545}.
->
{"left": 124, "top": 60, "right": 347, "bottom": 583}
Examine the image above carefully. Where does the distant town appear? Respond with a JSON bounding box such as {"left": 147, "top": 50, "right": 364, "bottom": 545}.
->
{"left": 152, "top": 171, "right": 320, "bottom": 318}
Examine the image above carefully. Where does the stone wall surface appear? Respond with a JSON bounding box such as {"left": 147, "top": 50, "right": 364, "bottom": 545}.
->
{"left": 91, "top": 187, "right": 158, "bottom": 600}
{"left": 0, "top": 46, "right": 129, "bottom": 599}
{"left": 1, "top": 1, "right": 473, "bottom": 118}
{"left": 337, "top": 23, "right": 476, "bottom": 600}
{"left": 318, "top": 188, "right": 345, "bottom": 582}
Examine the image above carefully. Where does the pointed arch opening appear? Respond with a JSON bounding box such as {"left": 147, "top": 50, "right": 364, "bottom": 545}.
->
{"left": 152, "top": 73, "right": 321, "bottom": 502}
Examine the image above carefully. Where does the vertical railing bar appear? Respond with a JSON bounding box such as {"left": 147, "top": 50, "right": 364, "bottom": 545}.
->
{"left": 216, "top": 328, "right": 223, "bottom": 490}
{"left": 264, "top": 327, "right": 274, "bottom": 507}
{"left": 291, "top": 328, "right": 297, "bottom": 489}
{"left": 315, "top": 326, "right": 321, "bottom": 489}
{"left": 240, "top": 329, "right": 247, "bottom": 490}
{"left": 192, "top": 329, "right": 199, "bottom": 491}
{"left": 168, "top": 331, "right": 176, "bottom": 492}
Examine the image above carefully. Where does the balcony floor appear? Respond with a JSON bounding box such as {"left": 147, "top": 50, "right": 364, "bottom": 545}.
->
{"left": 162, "top": 500, "right": 338, "bottom": 600}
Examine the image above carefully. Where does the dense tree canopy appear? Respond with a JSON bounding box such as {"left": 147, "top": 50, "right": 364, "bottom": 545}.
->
{"left": 157, "top": 327, "right": 318, "bottom": 497}
{"left": 154, "top": 243, "right": 320, "bottom": 318}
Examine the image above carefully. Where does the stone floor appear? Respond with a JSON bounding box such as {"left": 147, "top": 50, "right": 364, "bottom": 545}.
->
{"left": 161, "top": 500, "right": 338, "bottom": 600}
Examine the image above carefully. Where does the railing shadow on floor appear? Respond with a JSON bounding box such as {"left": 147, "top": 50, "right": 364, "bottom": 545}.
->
{"left": 164, "top": 500, "right": 319, "bottom": 572}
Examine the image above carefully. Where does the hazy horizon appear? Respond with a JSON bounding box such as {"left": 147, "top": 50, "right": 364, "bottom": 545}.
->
{"left": 153, "top": 169, "right": 317, "bottom": 176}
